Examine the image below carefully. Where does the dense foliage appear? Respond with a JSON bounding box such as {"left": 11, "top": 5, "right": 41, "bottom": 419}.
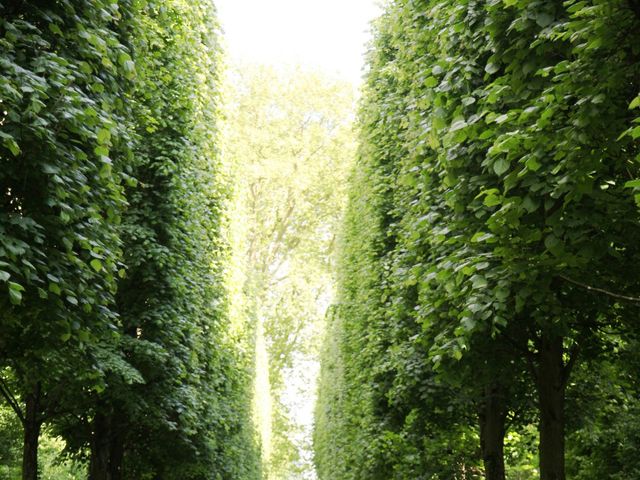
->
{"left": 316, "top": 1, "right": 640, "bottom": 480}
{"left": 0, "top": 1, "right": 259, "bottom": 479}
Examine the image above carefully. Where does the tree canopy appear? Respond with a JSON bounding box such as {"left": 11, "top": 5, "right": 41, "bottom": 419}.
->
{"left": 0, "top": 1, "right": 259, "bottom": 478}
{"left": 315, "top": 1, "right": 640, "bottom": 480}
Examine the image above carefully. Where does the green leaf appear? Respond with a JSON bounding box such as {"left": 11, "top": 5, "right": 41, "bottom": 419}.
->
{"left": 450, "top": 118, "right": 467, "bottom": 132}
{"left": 522, "top": 196, "right": 538, "bottom": 213}
{"left": 48, "top": 23, "right": 63, "bottom": 36}
{"left": 90, "top": 259, "right": 103, "bottom": 272}
{"left": 0, "top": 270, "right": 10, "bottom": 282}
{"left": 462, "top": 96, "right": 476, "bottom": 106}
{"left": 123, "top": 60, "right": 136, "bottom": 80}
{"left": 485, "top": 62, "right": 500, "bottom": 75}
{"left": 433, "top": 113, "right": 447, "bottom": 130}
{"left": 9, "top": 281, "right": 24, "bottom": 292}
{"left": 525, "top": 156, "right": 541, "bottom": 172}
{"left": 471, "top": 275, "right": 488, "bottom": 289}
{"left": 424, "top": 76, "right": 438, "bottom": 88}
{"left": 484, "top": 193, "right": 502, "bottom": 207}
{"left": 494, "top": 114, "right": 509, "bottom": 124}
{"left": 9, "top": 288, "right": 22, "bottom": 305}
{"left": 493, "top": 158, "right": 510, "bottom": 175}
{"left": 97, "top": 128, "right": 111, "bottom": 145}
{"left": 118, "top": 52, "right": 132, "bottom": 66}
{"left": 630, "top": 96, "right": 640, "bottom": 110}
{"left": 471, "top": 231, "right": 491, "bottom": 242}
{"left": 625, "top": 179, "right": 640, "bottom": 189}
{"left": 49, "top": 282, "right": 62, "bottom": 296}
{"left": 3, "top": 137, "right": 20, "bottom": 156}
{"left": 536, "top": 12, "right": 554, "bottom": 27}
{"left": 8, "top": 282, "right": 24, "bottom": 305}
{"left": 100, "top": 163, "right": 112, "bottom": 178}
{"left": 94, "top": 146, "right": 109, "bottom": 157}
{"left": 544, "top": 234, "right": 561, "bottom": 251}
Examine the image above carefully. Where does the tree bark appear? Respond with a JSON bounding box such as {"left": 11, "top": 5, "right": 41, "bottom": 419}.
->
{"left": 89, "top": 411, "right": 111, "bottom": 480}
{"left": 537, "top": 333, "right": 565, "bottom": 480}
{"left": 22, "top": 383, "right": 42, "bottom": 480}
{"left": 479, "top": 383, "right": 506, "bottom": 480}
{"left": 109, "top": 414, "right": 124, "bottom": 480}
{"left": 89, "top": 410, "right": 125, "bottom": 480}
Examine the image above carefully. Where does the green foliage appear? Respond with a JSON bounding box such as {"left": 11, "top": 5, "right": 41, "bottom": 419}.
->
{"left": 0, "top": 402, "right": 21, "bottom": 479}
{"left": 316, "top": 0, "right": 640, "bottom": 478}
{"left": 0, "top": 403, "right": 85, "bottom": 480}
{"left": 83, "top": 1, "right": 260, "bottom": 478}
{"left": 0, "top": 0, "right": 260, "bottom": 478}
{"left": 0, "top": 0, "right": 132, "bottom": 388}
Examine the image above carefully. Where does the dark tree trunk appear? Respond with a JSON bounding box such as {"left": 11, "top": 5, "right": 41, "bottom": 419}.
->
{"left": 22, "top": 383, "right": 41, "bottom": 480}
{"left": 89, "top": 412, "right": 111, "bottom": 480}
{"left": 89, "top": 410, "right": 126, "bottom": 480}
{"left": 479, "top": 383, "right": 506, "bottom": 480}
{"left": 109, "top": 414, "right": 124, "bottom": 480}
{"left": 537, "top": 333, "right": 565, "bottom": 480}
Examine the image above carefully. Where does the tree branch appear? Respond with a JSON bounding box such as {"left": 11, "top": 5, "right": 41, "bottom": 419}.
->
{"left": 557, "top": 274, "right": 640, "bottom": 303}
{"left": 0, "top": 375, "right": 25, "bottom": 425}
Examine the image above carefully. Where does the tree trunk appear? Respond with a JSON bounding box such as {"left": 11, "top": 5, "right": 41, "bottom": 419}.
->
{"left": 537, "top": 333, "right": 565, "bottom": 480}
{"left": 89, "top": 411, "right": 111, "bottom": 480}
{"left": 109, "top": 415, "right": 124, "bottom": 480}
{"left": 22, "top": 383, "right": 41, "bottom": 480}
{"left": 89, "top": 410, "right": 125, "bottom": 480}
{"left": 479, "top": 383, "right": 506, "bottom": 480}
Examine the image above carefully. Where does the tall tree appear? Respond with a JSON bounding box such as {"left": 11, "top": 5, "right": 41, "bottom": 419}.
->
{"left": 82, "top": 2, "right": 260, "bottom": 478}
{"left": 0, "top": 1, "right": 136, "bottom": 478}
{"left": 316, "top": 2, "right": 640, "bottom": 480}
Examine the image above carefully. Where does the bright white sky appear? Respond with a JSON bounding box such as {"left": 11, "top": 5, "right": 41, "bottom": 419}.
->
{"left": 216, "top": 0, "right": 384, "bottom": 84}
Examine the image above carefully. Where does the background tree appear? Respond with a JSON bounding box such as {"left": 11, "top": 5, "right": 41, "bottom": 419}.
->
{"left": 222, "top": 63, "right": 356, "bottom": 479}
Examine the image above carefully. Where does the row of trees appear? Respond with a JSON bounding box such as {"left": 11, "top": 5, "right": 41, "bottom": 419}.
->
{"left": 316, "top": 1, "right": 640, "bottom": 479}
{"left": 0, "top": 1, "right": 259, "bottom": 479}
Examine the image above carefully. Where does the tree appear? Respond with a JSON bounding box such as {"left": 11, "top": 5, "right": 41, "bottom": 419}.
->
{"left": 0, "top": 1, "right": 135, "bottom": 477}
{"left": 1, "top": 1, "right": 261, "bottom": 478}
{"left": 317, "top": 1, "right": 640, "bottom": 480}
{"left": 223, "top": 63, "right": 356, "bottom": 479}
{"left": 80, "top": 2, "right": 260, "bottom": 478}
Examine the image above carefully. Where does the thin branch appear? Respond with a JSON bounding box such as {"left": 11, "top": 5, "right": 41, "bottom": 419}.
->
{"left": 0, "top": 376, "right": 25, "bottom": 425}
{"left": 557, "top": 274, "right": 640, "bottom": 303}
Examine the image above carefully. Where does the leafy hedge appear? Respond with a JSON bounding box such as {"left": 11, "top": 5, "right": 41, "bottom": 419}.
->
{"left": 316, "top": 1, "right": 640, "bottom": 479}
{"left": 0, "top": 1, "right": 259, "bottom": 478}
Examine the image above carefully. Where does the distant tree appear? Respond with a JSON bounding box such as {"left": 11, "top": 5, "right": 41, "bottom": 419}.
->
{"left": 223, "top": 63, "right": 356, "bottom": 479}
